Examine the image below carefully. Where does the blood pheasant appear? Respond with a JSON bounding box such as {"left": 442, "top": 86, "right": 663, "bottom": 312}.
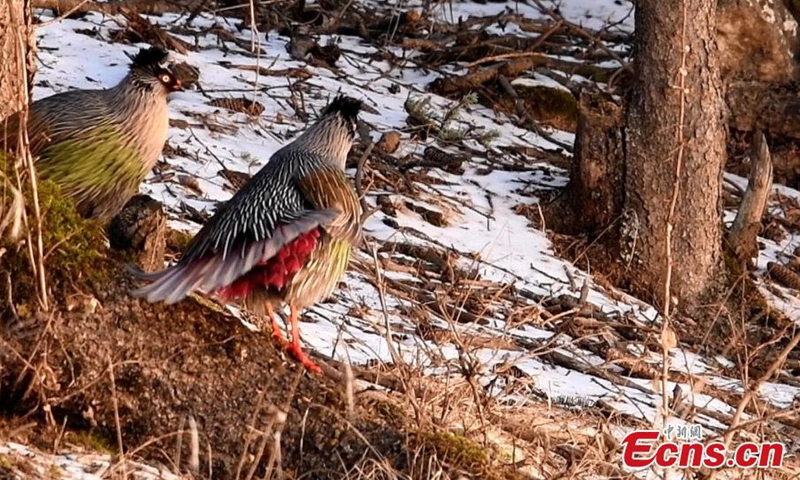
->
{"left": 129, "top": 95, "right": 364, "bottom": 372}
{"left": 0, "top": 46, "right": 182, "bottom": 220}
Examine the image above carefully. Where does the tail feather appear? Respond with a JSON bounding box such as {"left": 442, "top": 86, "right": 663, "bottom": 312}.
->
{"left": 126, "top": 263, "right": 169, "bottom": 281}
{"left": 128, "top": 260, "right": 208, "bottom": 304}
{"left": 128, "top": 208, "right": 341, "bottom": 304}
{"left": 164, "top": 262, "right": 212, "bottom": 304}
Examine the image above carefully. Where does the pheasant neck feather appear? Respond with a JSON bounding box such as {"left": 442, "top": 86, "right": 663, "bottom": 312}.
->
{"left": 285, "top": 114, "right": 355, "bottom": 170}
{"left": 109, "top": 76, "right": 171, "bottom": 172}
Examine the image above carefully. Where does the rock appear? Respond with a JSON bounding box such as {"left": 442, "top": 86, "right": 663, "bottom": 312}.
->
{"left": 500, "top": 83, "right": 578, "bottom": 132}
{"left": 168, "top": 118, "right": 190, "bottom": 129}
{"left": 66, "top": 294, "right": 101, "bottom": 314}
{"left": 288, "top": 36, "right": 340, "bottom": 68}
{"left": 376, "top": 194, "right": 399, "bottom": 216}
{"left": 177, "top": 174, "right": 203, "bottom": 195}
{"left": 108, "top": 194, "right": 167, "bottom": 272}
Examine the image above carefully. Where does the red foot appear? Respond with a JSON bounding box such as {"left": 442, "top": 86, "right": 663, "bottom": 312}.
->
{"left": 271, "top": 327, "right": 287, "bottom": 346}
{"left": 269, "top": 315, "right": 287, "bottom": 346}
{"left": 285, "top": 341, "right": 322, "bottom": 373}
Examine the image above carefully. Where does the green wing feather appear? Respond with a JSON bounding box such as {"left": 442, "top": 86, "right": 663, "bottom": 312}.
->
{"left": 284, "top": 165, "right": 362, "bottom": 307}
{"left": 294, "top": 165, "right": 362, "bottom": 245}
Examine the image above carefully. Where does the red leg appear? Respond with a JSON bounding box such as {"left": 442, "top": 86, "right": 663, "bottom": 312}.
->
{"left": 266, "top": 304, "right": 287, "bottom": 345}
{"left": 285, "top": 305, "right": 322, "bottom": 373}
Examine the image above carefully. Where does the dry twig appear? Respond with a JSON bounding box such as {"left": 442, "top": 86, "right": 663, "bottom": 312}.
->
{"left": 654, "top": 6, "right": 691, "bottom": 466}
{"left": 9, "top": 2, "right": 48, "bottom": 310}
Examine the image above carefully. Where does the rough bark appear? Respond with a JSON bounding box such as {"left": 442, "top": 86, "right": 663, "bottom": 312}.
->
{"left": 717, "top": 0, "right": 798, "bottom": 85}
{"left": 108, "top": 195, "right": 167, "bottom": 273}
{"left": 543, "top": 90, "right": 624, "bottom": 235}
{"left": 726, "top": 81, "right": 800, "bottom": 139}
{"left": 0, "top": 1, "right": 28, "bottom": 121}
{"left": 623, "top": 0, "right": 727, "bottom": 308}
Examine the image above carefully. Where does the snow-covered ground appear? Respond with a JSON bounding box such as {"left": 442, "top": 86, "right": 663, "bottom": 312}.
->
{"left": 0, "top": 442, "right": 182, "bottom": 480}
{"left": 7, "top": 0, "right": 800, "bottom": 477}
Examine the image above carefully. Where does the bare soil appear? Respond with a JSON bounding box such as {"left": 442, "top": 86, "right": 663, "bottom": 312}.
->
{"left": 0, "top": 248, "right": 415, "bottom": 477}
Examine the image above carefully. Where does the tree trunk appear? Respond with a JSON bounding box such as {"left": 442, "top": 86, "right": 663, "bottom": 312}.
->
{"left": 623, "top": 0, "right": 727, "bottom": 309}
{"left": 0, "top": 1, "right": 31, "bottom": 122}
{"left": 543, "top": 90, "right": 624, "bottom": 235}
{"left": 717, "top": 0, "right": 798, "bottom": 85}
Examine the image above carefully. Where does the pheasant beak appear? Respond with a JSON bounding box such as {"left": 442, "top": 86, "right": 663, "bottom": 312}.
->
{"left": 173, "top": 79, "right": 184, "bottom": 92}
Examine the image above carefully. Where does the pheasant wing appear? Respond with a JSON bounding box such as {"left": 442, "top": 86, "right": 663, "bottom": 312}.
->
{"left": 294, "top": 164, "right": 362, "bottom": 245}
{"left": 128, "top": 153, "right": 343, "bottom": 303}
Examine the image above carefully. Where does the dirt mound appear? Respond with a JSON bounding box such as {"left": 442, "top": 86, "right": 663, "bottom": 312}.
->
{"left": 2, "top": 262, "right": 411, "bottom": 478}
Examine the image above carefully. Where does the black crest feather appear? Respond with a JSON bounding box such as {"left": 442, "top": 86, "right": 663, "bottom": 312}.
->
{"left": 321, "top": 95, "right": 363, "bottom": 122}
{"left": 130, "top": 46, "right": 169, "bottom": 69}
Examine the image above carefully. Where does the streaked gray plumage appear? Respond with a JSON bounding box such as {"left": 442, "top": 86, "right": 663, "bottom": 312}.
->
{"left": 129, "top": 95, "right": 365, "bottom": 372}
{"left": 0, "top": 46, "right": 183, "bottom": 220}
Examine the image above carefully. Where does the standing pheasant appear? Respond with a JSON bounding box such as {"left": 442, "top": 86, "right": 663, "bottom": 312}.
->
{"left": 129, "top": 95, "right": 364, "bottom": 373}
{"left": 0, "top": 46, "right": 182, "bottom": 221}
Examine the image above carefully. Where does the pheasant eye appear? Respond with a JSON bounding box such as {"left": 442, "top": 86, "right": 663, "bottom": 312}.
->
{"left": 161, "top": 74, "right": 171, "bottom": 83}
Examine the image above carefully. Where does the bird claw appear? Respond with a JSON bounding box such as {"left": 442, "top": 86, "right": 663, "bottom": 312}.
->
{"left": 271, "top": 329, "right": 287, "bottom": 346}
{"left": 285, "top": 342, "right": 322, "bottom": 373}
{"left": 268, "top": 313, "right": 287, "bottom": 345}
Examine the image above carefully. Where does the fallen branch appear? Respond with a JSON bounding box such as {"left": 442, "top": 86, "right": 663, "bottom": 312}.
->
{"left": 33, "top": 0, "right": 185, "bottom": 16}
{"left": 727, "top": 130, "right": 772, "bottom": 263}
{"left": 430, "top": 54, "right": 614, "bottom": 96}
{"left": 117, "top": 9, "right": 191, "bottom": 54}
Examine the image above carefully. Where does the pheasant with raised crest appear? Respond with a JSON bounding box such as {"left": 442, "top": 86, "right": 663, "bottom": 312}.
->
{"left": 129, "top": 95, "right": 365, "bottom": 373}
{"left": 0, "top": 46, "right": 182, "bottom": 220}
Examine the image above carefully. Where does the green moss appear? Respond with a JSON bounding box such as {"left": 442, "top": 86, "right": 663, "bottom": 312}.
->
{"left": 515, "top": 85, "right": 578, "bottom": 131}
{"left": 70, "top": 430, "right": 118, "bottom": 455}
{"left": 167, "top": 228, "right": 193, "bottom": 253}
{"left": 422, "top": 431, "right": 488, "bottom": 471}
{"left": 0, "top": 155, "right": 111, "bottom": 315}
{"left": 417, "top": 431, "right": 524, "bottom": 479}
{"left": 375, "top": 400, "right": 405, "bottom": 423}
